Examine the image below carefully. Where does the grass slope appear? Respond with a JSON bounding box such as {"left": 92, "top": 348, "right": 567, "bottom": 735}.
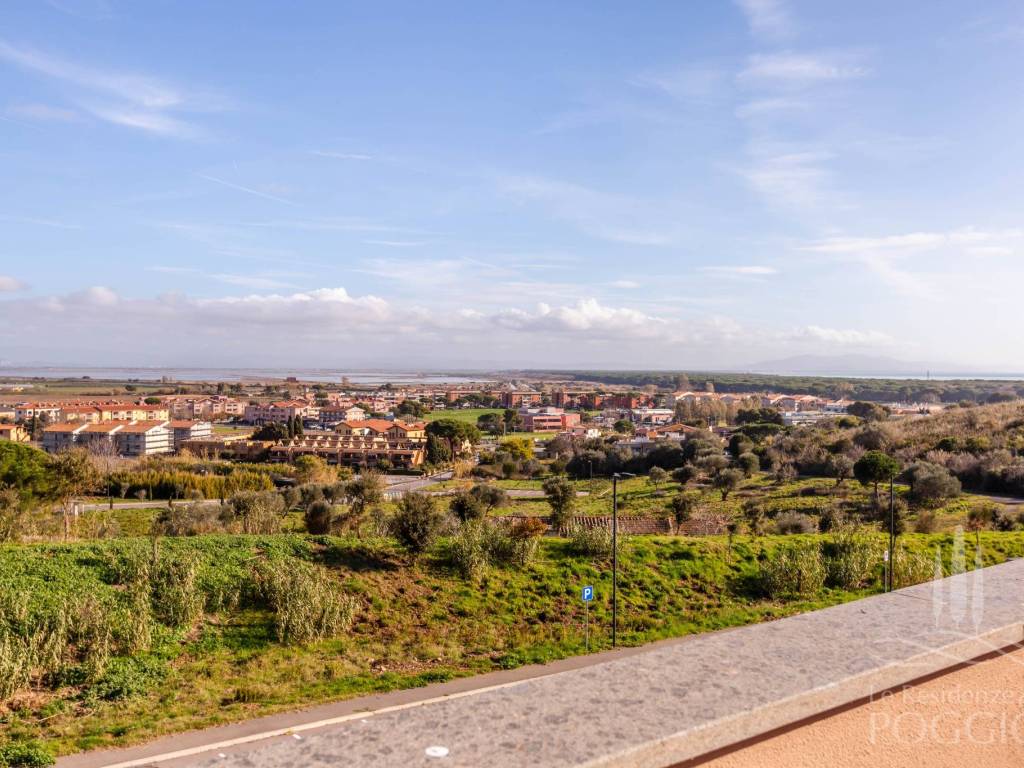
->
{"left": 4, "top": 531, "right": 1023, "bottom": 755}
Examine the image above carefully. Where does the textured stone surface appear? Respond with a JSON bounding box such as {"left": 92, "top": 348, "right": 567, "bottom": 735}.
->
{"left": 200, "top": 559, "right": 1024, "bottom": 768}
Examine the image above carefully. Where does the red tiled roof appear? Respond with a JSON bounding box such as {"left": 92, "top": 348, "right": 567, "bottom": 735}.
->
{"left": 43, "top": 423, "right": 87, "bottom": 433}
{"left": 117, "top": 420, "right": 170, "bottom": 433}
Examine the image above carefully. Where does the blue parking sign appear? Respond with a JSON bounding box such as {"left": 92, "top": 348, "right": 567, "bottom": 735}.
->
{"left": 581, "top": 585, "right": 594, "bottom": 602}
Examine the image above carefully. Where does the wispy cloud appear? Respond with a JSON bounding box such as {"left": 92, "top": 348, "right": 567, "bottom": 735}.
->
{"left": 196, "top": 173, "right": 297, "bottom": 206}
{"left": 7, "top": 103, "right": 81, "bottom": 122}
{"left": 0, "top": 40, "right": 223, "bottom": 137}
{"left": 362, "top": 239, "right": 424, "bottom": 248}
{"left": 737, "top": 145, "right": 835, "bottom": 209}
{"left": 0, "top": 276, "right": 28, "bottom": 292}
{"left": 0, "top": 215, "right": 82, "bottom": 229}
{"left": 609, "top": 279, "right": 640, "bottom": 289}
{"left": 632, "top": 65, "right": 730, "bottom": 101}
{"left": 500, "top": 176, "right": 676, "bottom": 245}
{"left": 735, "top": 0, "right": 795, "bottom": 41}
{"left": 210, "top": 274, "right": 296, "bottom": 290}
{"left": 311, "top": 150, "right": 373, "bottom": 161}
{"left": 738, "top": 52, "right": 868, "bottom": 86}
{"left": 700, "top": 265, "right": 778, "bottom": 276}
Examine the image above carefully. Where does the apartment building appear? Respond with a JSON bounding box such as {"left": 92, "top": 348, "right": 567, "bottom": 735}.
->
{"left": 116, "top": 421, "right": 173, "bottom": 456}
{"left": 169, "top": 420, "right": 213, "bottom": 450}
{"left": 318, "top": 405, "right": 366, "bottom": 426}
{"left": 15, "top": 403, "right": 62, "bottom": 422}
{"left": 41, "top": 422, "right": 87, "bottom": 452}
{"left": 516, "top": 407, "right": 582, "bottom": 432}
{"left": 269, "top": 435, "right": 426, "bottom": 469}
{"left": 334, "top": 419, "right": 426, "bottom": 440}
{"left": 164, "top": 396, "right": 243, "bottom": 420}
{"left": 41, "top": 420, "right": 174, "bottom": 456}
{"left": 77, "top": 422, "right": 125, "bottom": 453}
{"left": 243, "top": 400, "right": 317, "bottom": 425}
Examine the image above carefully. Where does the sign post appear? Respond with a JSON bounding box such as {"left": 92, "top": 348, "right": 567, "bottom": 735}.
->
{"left": 581, "top": 585, "right": 594, "bottom": 652}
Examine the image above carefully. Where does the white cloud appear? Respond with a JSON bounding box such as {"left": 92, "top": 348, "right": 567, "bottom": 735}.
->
{"left": 699, "top": 265, "right": 777, "bottom": 276}
{"left": 0, "top": 276, "right": 28, "bottom": 292}
{"left": 802, "top": 229, "right": 1024, "bottom": 254}
{"left": 210, "top": 274, "right": 295, "bottom": 290}
{"left": 735, "top": 0, "right": 794, "bottom": 40}
{"left": 609, "top": 279, "right": 640, "bottom": 289}
{"left": 800, "top": 228, "right": 1024, "bottom": 301}
{"left": 362, "top": 240, "right": 424, "bottom": 248}
{"left": 789, "top": 325, "right": 894, "bottom": 346}
{"left": 0, "top": 40, "right": 222, "bottom": 138}
{"left": 738, "top": 53, "right": 868, "bottom": 86}
{"left": 738, "top": 147, "right": 834, "bottom": 209}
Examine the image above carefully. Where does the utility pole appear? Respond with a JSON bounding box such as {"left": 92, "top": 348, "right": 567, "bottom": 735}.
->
{"left": 611, "top": 472, "right": 635, "bottom": 647}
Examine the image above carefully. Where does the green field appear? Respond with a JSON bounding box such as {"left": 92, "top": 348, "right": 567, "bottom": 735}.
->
{"left": 3, "top": 530, "right": 1020, "bottom": 757}
{"left": 424, "top": 408, "right": 501, "bottom": 424}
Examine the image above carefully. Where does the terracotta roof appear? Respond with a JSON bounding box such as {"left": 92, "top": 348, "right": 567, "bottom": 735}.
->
{"left": 117, "top": 420, "right": 170, "bottom": 434}
{"left": 82, "top": 422, "right": 124, "bottom": 434}
{"left": 43, "top": 423, "right": 87, "bottom": 433}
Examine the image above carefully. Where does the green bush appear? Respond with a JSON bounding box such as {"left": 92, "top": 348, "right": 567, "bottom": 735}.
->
{"left": 567, "top": 523, "right": 618, "bottom": 559}
{"left": 86, "top": 655, "right": 166, "bottom": 701}
{"left": 150, "top": 550, "right": 203, "bottom": 628}
{"left": 448, "top": 522, "right": 489, "bottom": 580}
{"left": 258, "top": 561, "right": 357, "bottom": 644}
{"left": 761, "top": 542, "right": 826, "bottom": 598}
{"left": 0, "top": 740, "right": 55, "bottom": 768}
{"left": 823, "top": 528, "right": 880, "bottom": 589}
{"left": 892, "top": 545, "right": 936, "bottom": 588}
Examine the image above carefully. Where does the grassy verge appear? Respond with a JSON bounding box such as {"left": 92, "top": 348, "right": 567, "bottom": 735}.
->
{"left": 3, "top": 531, "right": 1022, "bottom": 756}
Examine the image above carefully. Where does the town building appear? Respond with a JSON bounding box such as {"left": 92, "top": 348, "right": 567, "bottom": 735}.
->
{"left": 269, "top": 435, "right": 426, "bottom": 469}
{"left": 243, "top": 400, "right": 317, "bottom": 425}
{"left": 41, "top": 422, "right": 87, "bottom": 453}
{"left": 169, "top": 420, "right": 213, "bottom": 450}
{"left": 516, "top": 407, "right": 581, "bottom": 432}
{"left": 0, "top": 424, "right": 30, "bottom": 442}
{"left": 115, "top": 421, "right": 173, "bottom": 457}
{"left": 318, "top": 405, "right": 367, "bottom": 426}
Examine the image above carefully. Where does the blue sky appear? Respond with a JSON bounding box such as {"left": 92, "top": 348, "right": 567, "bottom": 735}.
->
{"left": 1, "top": 0, "right": 1023, "bottom": 370}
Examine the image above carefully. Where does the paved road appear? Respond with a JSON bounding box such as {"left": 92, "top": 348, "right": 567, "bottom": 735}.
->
{"left": 55, "top": 634, "right": 714, "bottom": 768}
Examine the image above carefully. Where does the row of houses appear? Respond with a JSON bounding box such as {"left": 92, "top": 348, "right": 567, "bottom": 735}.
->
{"left": 40, "top": 420, "right": 211, "bottom": 457}
{"left": 4, "top": 401, "right": 172, "bottom": 424}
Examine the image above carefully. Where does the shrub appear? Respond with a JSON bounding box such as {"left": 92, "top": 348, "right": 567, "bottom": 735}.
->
{"left": 823, "top": 528, "right": 879, "bottom": 589}
{"left": 86, "top": 655, "right": 166, "bottom": 701}
{"left": 150, "top": 550, "right": 203, "bottom": 628}
{"left": 892, "top": 545, "right": 935, "bottom": 588}
{"left": 484, "top": 519, "right": 542, "bottom": 568}
{"left": 542, "top": 477, "right": 577, "bottom": 531}
{"left": 392, "top": 492, "right": 447, "bottom": 555}
{"left": 904, "top": 462, "right": 961, "bottom": 506}
{"left": 304, "top": 500, "right": 335, "bottom": 534}
{"left": 258, "top": 561, "right": 357, "bottom": 644}
{"left": 567, "top": 523, "right": 618, "bottom": 559}
{"left": 672, "top": 465, "right": 697, "bottom": 485}
{"left": 449, "top": 491, "right": 485, "bottom": 523}
{"left": 775, "top": 512, "right": 815, "bottom": 535}
{"left": 448, "top": 522, "right": 489, "bottom": 580}
{"left": 221, "top": 491, "right": 284, "bottom": 534}
{"left": 914, "top": 510, "right": 939, "bottom": 533}
{"left": 760, "top": 542, "right": 826, "bottom": 598}
{"left": 0, "top": 740, "right": 55, "bottom": 768}
{"left": 153, "top": 502, "right": 224, "bottom": 536}
{"left": 737, "top": 452, "right": 760, "bottom": 477}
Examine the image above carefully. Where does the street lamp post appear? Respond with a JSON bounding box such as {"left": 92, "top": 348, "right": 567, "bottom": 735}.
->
{"left": 611, "top": 472, "right": 634, "bottom": 647}
{"left": 887, "top": 477, "right": 895, "bottom": 592}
